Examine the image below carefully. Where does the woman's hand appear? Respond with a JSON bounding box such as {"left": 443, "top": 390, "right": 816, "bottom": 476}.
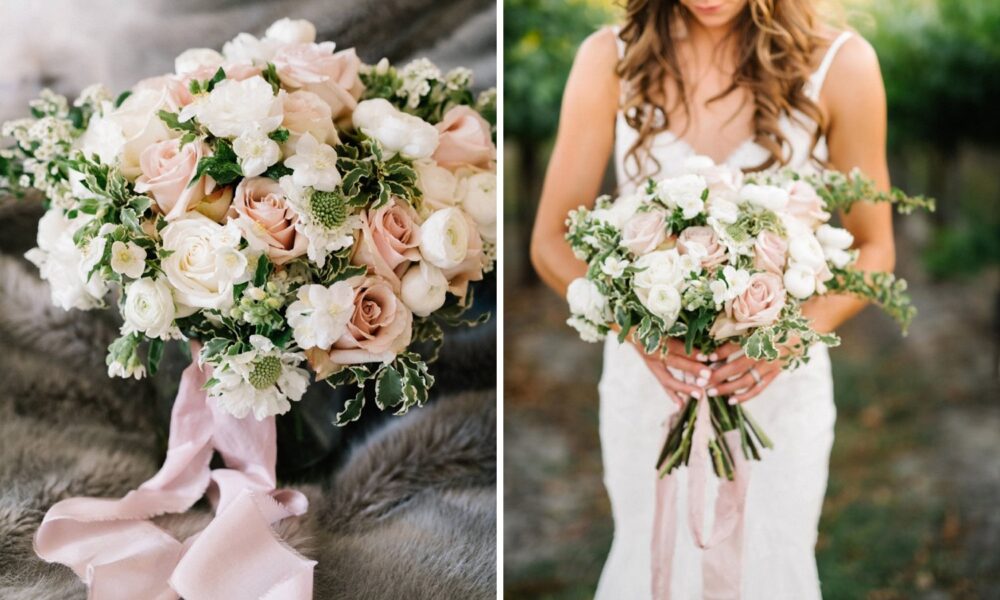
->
{"left": 633, "top": 338, "right": 714, "bottom": 408}
{"left": 705, "top": 341, "right": 785, "bottom": 403}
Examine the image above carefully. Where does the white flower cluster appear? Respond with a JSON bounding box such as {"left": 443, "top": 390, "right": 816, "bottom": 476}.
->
{"left": 9, "top": 18, "right": 497, "bottom": 422}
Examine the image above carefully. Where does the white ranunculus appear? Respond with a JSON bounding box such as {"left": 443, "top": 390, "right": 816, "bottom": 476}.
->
{"left": 25, "top": 209, "right": 108, "bottom": 310}
{"left": 566, "top": 277, "right": 608, "bottom": 324}
{"left": 419, "top": 207, "right": 469, "bottom": 269}
{"left": 788, "top": 233, "right": 827, "bottom": 270}
{"left": 223, "top": 32, "right": 278, "bottom": 65}
{"left": 400, "top": 261, "right": 449, "bottom": 317}
{"left": 633, "top": 249, "right": 684, "bottom": 290}
{"left": 707, "top": 197, "right": 739, "bottom": 224}
{"left": 638, "top": 284, "right": 682, "bottom": 324}
{"left": 79, "top": 88, "right": 176, "bottom": 179}
{"left": 816, "top": 224, "right": 854, "bottom": 251}
{"left": 233, "top": 128, "right": 281, "bottom": 177}
{"left": 352, "top": 98, "right": 439, "bottom": 160}
{"left": 110, "top": 240, "right": 147, "bottom": 279}
{"left": 739, "top": 183, "right": 789, "bottom": 212}
{"left": 825, "top": 248, "right": 853, "bottom": 269}
{"left": 174, "top": 48, "right": 225, "bottom": 75}
{"left": 160, "top": 214, "right": 249, "bottom": 311}
{"left": 286, "top": 282, "right": 356, "bottom": 350}
{"left": 656, "top": 174, "right": 707, "bottom": 218}
{"left": 457, "top": 171, "right": 497, "bottom": 243}
{"left": 180, "top": 76, "right": 282, "bottom": 139}
{"left": 265, "top": 18, "right": 317, "bottom": 44}
{"left": 784, "top": 265, "right": 817, "bottom": 299}
{"left": 415, "top": 159, "right": 458, "bottom": 207}
{"left": 283, "top": 132, "right": 341, "bottom": 191}
{"left": 122, "top": 277, "right": 177, "bottom": 339}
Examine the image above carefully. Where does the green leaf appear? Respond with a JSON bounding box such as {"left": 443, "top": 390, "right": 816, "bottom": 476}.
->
{"left": 157, "top": 110, "right": 197, "bottom": 133}
{"left": 147, "top": 338, "right": 164, "bottom": 376}
{"left": 268, "top": 128, "right": 290, "bottom": 143}
{"left": 200, "top": 337, "right": 230, "bottom": 361}
{"left": 252, "top": 255, "right": 272, "bottom": 287}
{"left": 262, "top": 63, "right": 282, "bottom": 95}
{"left": 374, "top": 365, "right": 404, "bottom": 410}
{"left": 262, "top": 162, "right": 293, "bottom": 180}
{"left": 120, "top": 207, "right": 142, "bottom": 233}
{"left": 115, "top": 90, "right": 132, "bottom": 108}
{"left": 206, "top": 67, "right": 227, "bottom": 92}
{"left": 335, "top": 388, "right": 367, "bottom": 424}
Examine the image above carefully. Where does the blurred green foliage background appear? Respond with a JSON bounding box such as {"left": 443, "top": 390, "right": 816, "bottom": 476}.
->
{"left": 503, "top": 1, "right": 1000, "bottom": 598}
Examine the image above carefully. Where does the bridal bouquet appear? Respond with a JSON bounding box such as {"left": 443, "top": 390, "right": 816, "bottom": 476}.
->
{"left": 1, "top": 18, "right": 497, "bottom": 424}
{"left": 565, "top": 155, "right": 932, "bottom": 480}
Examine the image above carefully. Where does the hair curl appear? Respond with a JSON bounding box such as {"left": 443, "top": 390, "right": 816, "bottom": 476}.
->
{"left": 617, "top": 0, "right": 832, "bottom": 177}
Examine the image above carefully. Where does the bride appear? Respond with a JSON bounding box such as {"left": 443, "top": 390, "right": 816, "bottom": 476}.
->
{"left": 530, "top": 0, "right": 895, "bottom": 597}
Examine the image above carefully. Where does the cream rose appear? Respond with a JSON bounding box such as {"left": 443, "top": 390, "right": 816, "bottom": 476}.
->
{"left": 432, "top": 106, "right": 496, "bottom": 170}
{"left": 228, "top": 177, "right": 308, "bottom": 265}
{"left": 351, "top": 198, "right": 422, "bottom": 290}
{"left": 400, "top": 261, "right": 449, "bottom": 317}
{"left": 280, "top": 89, "right": 337, "bottom": 145}
{"left": 621, "top": 210, "right": 666, "bottom": 256}
{"left": 457, "top": 170, "right": 497, "bottom": 244}
{"left": 79, "top": 88, "right": 177, "bottom": 179}
{"left": 415, "top": 159, "right": 459, "bottom": 210}
{"left": 122, "top": 277, "right": 177, "bottom": 340}
{"left": 710, "top": 272, "right": 787, "bottom": 339}
{"left": 160, "top": 214, "right": 249, "bottom": 311}
{"left": 638, "top": 284, "right": 682, "bottom": 325}
{"left": 134, "top": 139, "right": 212, "bottom": 221}
{"left": 753, "top": 230, "right": 788, "bottom": 275}
{"left": 272, "top": 44, "right": 364, "bottom": 119}
{"left": 307, "top": 275, "right": 413, "bottom": 377}
{"left": 265, "top": 18, "right": 317, "bottom": 45}
{"left": 677, "top": 226, "right": 727, "bottom": 269}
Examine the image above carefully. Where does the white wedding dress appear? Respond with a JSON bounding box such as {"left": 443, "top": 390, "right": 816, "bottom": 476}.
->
{"left": 595, "top": 30, "right": 854, "bottom": 600}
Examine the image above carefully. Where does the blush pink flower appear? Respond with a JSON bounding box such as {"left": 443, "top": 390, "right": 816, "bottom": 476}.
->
{"left": 134, "top": 139, "right": 212, "bottom": 221}
{"left": 785, "top": 180, "right": 830, "bottom": 227}
{"left": 753, "top": 230, "right": 788, "bottom": 275}
{"left": 710, "top": 272, "right": 787, "bottom": 339}
{"left": 677, "top": 226, "right": 727, "bottom": 269}
{"left": 351, "top": 199, "right": 422, "bottom": 290}
{"left": 227, "top": 177, "right": 307, "bottom": 265}
{"left": 272, "top": 43, "right": 364, "bottom": 119}
{"left": 621, "top": 211, "right": 666, "bottom": 255}
{"left": 432, "top": 106, "right": 496, "bottom": 170}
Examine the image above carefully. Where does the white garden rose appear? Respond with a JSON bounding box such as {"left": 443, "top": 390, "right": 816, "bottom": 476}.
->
{"left": 739, "top": 183, "right": 789, "bottom": 212}
{"left": 638, "top": 284, "right": 682, "bottom": 324}
{"left": 400, "top": 261, "right": 449, "bottom": 317}
{"left": 25, "top": 209, "right": 107, "bottom": 311}
{"left": 122, "top": 277, "right": 177, "bottom": 339}
{"left": 79, "top": 88, "right": 176, "bottom": 179}
{"left": 419, "top": 207, "right": 469, "bottom": 269}
{"left": 592, "top": 193, "right": 644, "bottom": 229}
{"left": 633, "top": 249, "right": 685, "bottom": 290}
{"left": 174, "top": 48, "right": 225, "bottom": 75}
{"left": 180, "top": 76, "right": 282, "bottom": 138}
{"left": 566, "top": 277, "right": 608, "bottom": 324}
{"left": 783, "top": 265, "right": 817, "bottom": 299}
{"left": 457, "top": 170, "right": 497, "bottom": 243}
{"left": 286, "top": 282, "right": 355, "bottom": 350}
{"left": 160, "top": 214, "right": 249, "bottom": 311}
{"left": 415, "top": 159, "right": 458, "bottom": 208}
{"left": 656, "top": 174, "right": 707, "bottom": 219}
{"left": 265, "top": 18, "right": 317, "bottom": 44}
{"left": 352, "top": 98, "right": 439, "bottom": 160}
{"left": 222, "top": 33, "right": 278, "bottom": 65}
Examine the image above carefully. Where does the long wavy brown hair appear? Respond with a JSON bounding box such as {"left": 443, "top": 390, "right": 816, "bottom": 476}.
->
{"left": 617, "top": 0, "right": 831, "bottom": 177}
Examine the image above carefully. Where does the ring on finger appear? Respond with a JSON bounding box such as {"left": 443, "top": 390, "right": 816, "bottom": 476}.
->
{"left": 749, "top": 367, "right": 763, "bottom": 385}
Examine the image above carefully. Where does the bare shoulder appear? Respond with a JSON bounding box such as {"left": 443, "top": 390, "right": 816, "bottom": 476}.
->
{"left": 574, "top": 26, "right": 620, "bottom": 78}
{"left": 561, "top": 26, "right": 621, "bottom": 117}
{"left": 822, "top": 31, "right": 883, "bottom": 94}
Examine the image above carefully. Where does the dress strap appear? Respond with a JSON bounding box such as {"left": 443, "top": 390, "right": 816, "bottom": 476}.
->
{"left": 611, "top": 25, "right": 626, "bottom": 60}
{"left": 807, "top": 31, "right": 853, "bottom": 100}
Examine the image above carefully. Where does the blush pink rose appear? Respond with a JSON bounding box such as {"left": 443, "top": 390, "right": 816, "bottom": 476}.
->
{"left": 753, "top": 230, "right": 788, "bottom": 275}
{"left": 677, "top": 226, "right": 728, "bottom": 269}
{"left": 133, "top": 75, "right": 194, "bottom": 110}
{"left": 710, "top": 272, "right": 787, "bottom": 339}
{"left": 432, "top": 106, "right": 496, "bottom": 170}
{"left": 195, "top": 186, "right": 234, "bottom": 223}
{"left": 307, "top": 275, "right": 413, "bottom": 378}
{"left": 183, "top": 62, "right": 263, "bottom": 86}
{"left": 272, "top": 43, "right": 364, "bottom": 119}
{"left": 228, "top": 177, "right": 307, "bottom": 265}
{"left": 621, "top": 211, "right": 666, "bottom": 255}
{"left": 281, "top": 89, "right": 337, "bottom": 145}
{"left": 351, "top": 199, "right": 422, "bottom": 290}
{"left": 134, "top": 139, "right": 212, "bottom": 221}
{"left": 786, "top": 180, "right": 830, "bottom": 227}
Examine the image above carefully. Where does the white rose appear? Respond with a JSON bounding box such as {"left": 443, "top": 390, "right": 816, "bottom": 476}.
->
{"left": 638, "top": 284, "right": 682, "bottom": 324}
{"left": 286, "top": 282, "right": 355, "bottom": 350}
{"left": 122, "top": 277, "right": 177, "bottom": 339}
{"left": 633, "top": 249, "right": 684, "bottom": 289}
{"left": 457, "top": 171, "right": 497, "bottom": 243}
{"left": 566, "top": 277, "right": 608, "bottom": 324}
{"left": 592, "top": 193, "right": 643, "bottom": 230}
{"left": 739, "top": 183, "right": 789, "bottom": 212}
{"left": 707, "top": 197, "right": 739, "bottom": 224}
{"left": 174, "top": 48, "right": 225, "bottom": 75}
{"left": 160, "top": 214, "right": 249, "bottom": 310}
{"left": 352, "top": 98, "right": 439, "bottom": 160}
{"left": 80, "top": 88, "right": 175, "bottom": 179}
{"left": 25, "top": 209, "right": 107, "bottom": 310}
{"left": 415, "top": 159, "right": 458, "bottom": 207}
{"left": 816, "top": 224, "right": 854, "bottom": 251}
{"left": 784, "top": 265, "right": 817, "bottom": 299}
{"left": 180, "top": 76, "right": 282, "bottom": 139}
{"left": 656, "top": 174, "right": 707, "bottom": 219}
{"left": 222, "top": 33, "right": 278, "bottom": 65}
{"left": 419, "top": 207, "right": 469, "bottom": 269}
{"left": 265, "top": 18, "right": 317, "bottom": 44}
{"left": 400, "top": 261, "right": 449, "bottom": 317}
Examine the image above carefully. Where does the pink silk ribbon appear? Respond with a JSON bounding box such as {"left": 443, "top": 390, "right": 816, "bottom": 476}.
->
{"left": 34, "top": 353, "right": 316, "bottom": 600}
{"left": 652, "top": 396, "right": 751, "bottom": 600}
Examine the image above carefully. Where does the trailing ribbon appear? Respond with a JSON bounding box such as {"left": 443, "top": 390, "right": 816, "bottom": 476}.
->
{"left": 34, "top": 350, "right": 316, "bottom": 600}
{"left": 652, "top": 396, "right": 751, "bottom": 599}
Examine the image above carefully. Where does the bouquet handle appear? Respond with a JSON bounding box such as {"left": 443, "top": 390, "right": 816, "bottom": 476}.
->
{"left": 652, "top": 396, "right": 751, "bottom": 599}
{"left": 33, "top": 348, "right": 316, "bottom": 600}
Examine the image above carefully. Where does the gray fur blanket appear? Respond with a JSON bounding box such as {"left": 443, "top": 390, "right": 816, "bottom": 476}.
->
{"left": 0, "top": 200, "right": 496, "bottom": 599}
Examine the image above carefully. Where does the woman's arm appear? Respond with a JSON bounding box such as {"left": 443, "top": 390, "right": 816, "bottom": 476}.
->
{"left": 530, "top": 28, "right": 620, "bottom": 297}
{"left": 803, "top": 33, "right": 895, "bottom": 333}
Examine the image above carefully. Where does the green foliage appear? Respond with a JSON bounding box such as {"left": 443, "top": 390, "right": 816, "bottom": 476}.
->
{"left": 827, "top": 267, "right": 917, "bottom": 333}
{"left": 337, "top": 135, "right": 420, "bottom": 208}
{"left": 504, "top": 0, "right": 617, "bottom": 142}
{"left": 326, "top": 352, "right": 435, "bottom": 424}
{"left": 191, "top": 139, "right": 243, "bottom": 186}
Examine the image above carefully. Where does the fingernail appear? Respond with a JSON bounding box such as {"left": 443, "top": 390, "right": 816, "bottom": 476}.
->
{"left": 684, "top": 374, "right": 695, "bottom": 384}
{"left": 708, "top": 388, "right": 718, "bottom": 397}
{"left": 709, "top": 353, "right": 719, "bottom": 361}
{"left": 728, "top": 397, "right": 737, "bottom": 405}
{"left": 696, "top": 377, "right": 708, "bottom": 387}
{"left": 690, "top": 390, "right": 702, "bottom": 400}
{"left": 696, "top": 353, "right": 707, "bottom": 361}
{"left": 699, "top": 368, "right": 711, "bottom": 379}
